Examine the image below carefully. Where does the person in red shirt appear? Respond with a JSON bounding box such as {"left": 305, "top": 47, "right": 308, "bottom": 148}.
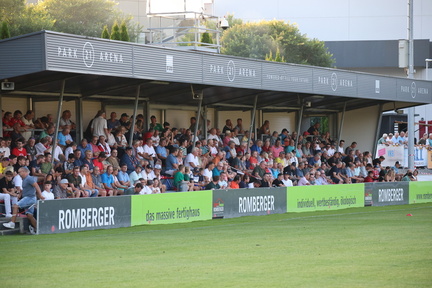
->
{"left": 10, "top": 110, "right": 27, "bottom": 128}
{"left": 92, "top": 152, "right": 107, "bottom": 173}
{"left": 11, "top": 139, "right": 27, "bottom": 157}
{"left": 364, "top": 170, "right": 374, "bottom": 183}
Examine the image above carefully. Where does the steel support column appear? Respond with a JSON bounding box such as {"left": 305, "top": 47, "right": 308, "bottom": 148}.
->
{"left": 129, "top": 85, "right": 141, "bottom": 147}
{"left": 51, "top": 80, "right": 66, "bottom": 165}
{"left": 247, "top": 95, "right": 258, "bottom": 152}
{"left": 192, "top": 96, "right": 203, "bottom": 151}
{"left": 372, "top": 104, "right": 384, "bottom": 157}
{"left": 337, "top": 102, "right": 347, "bottom": 142}
{"left": 295, "top": 105, "right": 304, "bottom": 146}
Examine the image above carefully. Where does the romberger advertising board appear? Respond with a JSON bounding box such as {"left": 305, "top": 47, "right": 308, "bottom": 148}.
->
{"left": 37, "top": 196, "right": 131, "bottom": 234}
{"left": 131, "top": 191, "right": 212, "bottom": 226}
{"left": 212, "top": 188, "right": 287, "bottom": 219}
{"left": 367, "top": 182, "right": 409, "bottom": 206}
{"left": 287, "top": 184, "right": 364, "bottom": 212}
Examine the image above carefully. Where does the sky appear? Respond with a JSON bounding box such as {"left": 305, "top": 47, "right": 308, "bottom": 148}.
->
{"left": 212, "top": 0, "right": 432, "bottom": 41}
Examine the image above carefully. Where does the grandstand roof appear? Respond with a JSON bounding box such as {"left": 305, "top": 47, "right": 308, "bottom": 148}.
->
{"left": 1, "top": 30, "right": 431, "bottom": 112}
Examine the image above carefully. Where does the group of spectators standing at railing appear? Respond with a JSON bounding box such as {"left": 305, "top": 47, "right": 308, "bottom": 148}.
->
{"left": 377, "top": 131, "right": 432, "bottom": 148}
{"left": 0, "top": 109, "right": 425, "bottom": 233}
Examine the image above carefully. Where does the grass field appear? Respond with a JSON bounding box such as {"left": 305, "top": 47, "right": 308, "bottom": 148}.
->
{"left": 1, "top": 203, "right": 431, "bottom": 288}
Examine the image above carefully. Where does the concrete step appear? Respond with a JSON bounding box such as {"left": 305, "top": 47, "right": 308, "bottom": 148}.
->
{"left": 0, "top": 228, "right": 21, "bottom": 235}
{"left": 0, "top": 216, "right": 30, "bottom": 235}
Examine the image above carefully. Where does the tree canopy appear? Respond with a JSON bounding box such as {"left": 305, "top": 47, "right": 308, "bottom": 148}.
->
{"left": 1, "top": 0, "right": 141, "bottom": 41}
{"left": 221, "top": 19, "right": 334, "bottom": 67}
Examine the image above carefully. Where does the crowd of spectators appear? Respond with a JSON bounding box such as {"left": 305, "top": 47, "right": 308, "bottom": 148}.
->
{"left": 0, "top": 109, "right": 426, "bottom": 232}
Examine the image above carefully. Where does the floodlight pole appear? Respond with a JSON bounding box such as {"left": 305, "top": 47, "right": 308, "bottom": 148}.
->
{"left": 407, "top": 0, "right": 415, "bottom": 170}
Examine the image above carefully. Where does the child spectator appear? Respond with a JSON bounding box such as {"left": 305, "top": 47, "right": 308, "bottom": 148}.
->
{"left": 41, "top": 182, "right": 55, "bottom": 200}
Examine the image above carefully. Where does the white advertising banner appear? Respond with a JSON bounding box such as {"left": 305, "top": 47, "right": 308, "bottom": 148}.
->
{"left": 375, "top": 144, "right": 428, "bottom": 167}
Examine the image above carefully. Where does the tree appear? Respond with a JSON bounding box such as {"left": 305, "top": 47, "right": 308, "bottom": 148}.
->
{"left": 1, "top": 21, "right": 11, "bottom": 39}
{"left": 221, "top": 19, "right": 334, "bottom": 67}
{"left": 266, "top": 48, "right": 285, "bottom": 62}
{"left": 110, "top": 21, "right": 120, "bottom": 40}
{"left": 200, "top": 32, "right": 212, "bottom": 46}
{"left": 101, "top": 25, "right": 110, "bottom": 39}
{"left": 120, "top": 21, "right": 129, "bottom": 42}
{"left": 0, "top": 0, "right": 54, "bottom": 37}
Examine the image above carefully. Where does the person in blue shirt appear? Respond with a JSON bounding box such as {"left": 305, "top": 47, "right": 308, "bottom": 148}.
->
{"left": 101, "top": 165, "right": 118, "bottom": 196}
{"left": 77, "top": 138, "right": 92, "bottom": 160}
{"left": 120, "top": 146, "right": 138, "bottom": 174}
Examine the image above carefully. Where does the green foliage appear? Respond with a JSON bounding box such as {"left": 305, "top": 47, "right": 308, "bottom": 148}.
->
{"left": 265, "top": 48, "right": 285, "bottom": 62}
{"left": 120, "top": 21, "right": 129, "bottom": 42}
{"left": 101, "top": 25, "right": 110, "bottom": 39}
{"left": 110, "top": 20, "right": 120, "bottom": 40}
{"left": 200, "top": 32, "right": 212, "bottom": 45}
{"left": 221, "top": 19, "right": 334, "bottom": 67}
{"left": 2, "top": 0, "right": 142, "bottom": 41}
{"left": 1, "top": 21, "right": 11, "bottom": 39}
{"left": 0, "top": 0, "right": 54, "bottom": 37}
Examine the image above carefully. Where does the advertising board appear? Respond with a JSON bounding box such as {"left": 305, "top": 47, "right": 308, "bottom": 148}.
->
{"left": 367, "top": 182, "right": 409, "bottom": 206}
{"left": 287, "top": 184, "right": 364, "bottom": 212}
{"left": 212, "top": 188, "right": 287, "bottom": 219}
{"left": 38, "top": 196, "right": 131, "bottom": 234}
{"left": 131, "top": 191, "right": 212, "bottom": 225}
{"left": 409, "top": 181, "right": 432, "bottom": 204}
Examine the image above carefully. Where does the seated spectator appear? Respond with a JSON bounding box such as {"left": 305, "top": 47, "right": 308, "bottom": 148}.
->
{"left": 67, "top": 166, "right": 87, "bottom": 197}
{"left": 91, "top": 166, "right": 109, "bottom": 196}
{"left": 57, "top": 127, "right": 73, "bottom": 149}
{"left": 41, "top": 182, "right": 55, "bottom": 200}
{"left": 11, "top": 139, "right": 28, "bottom": 158}
{"left": 79, "top": 165, "right": 98, "bottom": 197}
{"left": 121, "top": 147, "right": 138, "bottom": 174}
{"left": 82, "top": 150, "right": 96, "bottom": 172}
{"left": 0, "top": 137, "right": 11, "bottom": 157}
{"left": 281, "top": 172, "right": 294, "bottom": 187}
{"left": 205, "top": 175, "right": 221, "bottom": 190}
{"left": 101, "top": 165, "right": 118, "bottom": 196}
{"left": 297, "top": 172, "right": 311, "bottom": 186}
{"left": 25, "top": 137, "right": 37, "bottom": 161}
{"left": 0, "top": 170, "right": 18, "bottom": 217}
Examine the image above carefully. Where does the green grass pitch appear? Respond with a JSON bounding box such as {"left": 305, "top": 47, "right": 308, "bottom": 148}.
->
{"left": 1, "top": 203, "right": 431, "bottom": 287}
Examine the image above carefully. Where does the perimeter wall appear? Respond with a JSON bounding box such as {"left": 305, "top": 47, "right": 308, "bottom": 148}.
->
{"left": 36, "top": 181, "right": 432, "bottom": 234}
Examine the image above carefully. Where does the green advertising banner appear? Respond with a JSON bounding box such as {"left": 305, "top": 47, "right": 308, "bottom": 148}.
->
{"left": 409, "top": 181, "right": 432, "bottom": 204}
{"left": 287, "top": 184, "right": 365, "bottom": 212}
{"left": 131, "top": 191, "right": 213, "bottom": 226}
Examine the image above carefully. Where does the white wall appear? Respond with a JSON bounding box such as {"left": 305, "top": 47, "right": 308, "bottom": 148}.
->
{"left": 339, "top": 105, "right": 380, "bottom": 153}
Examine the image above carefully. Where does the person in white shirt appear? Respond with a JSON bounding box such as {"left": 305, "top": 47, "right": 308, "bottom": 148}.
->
{"left": 41, "top": 182, "right": 55, "bottom": 200}
{"left": 91, "top": 110, "right": 109, "bottom": 138}
{"left": 138, "top": 179, "right": 153, "bottom": 195}
{"left": 184, "top": 147, "right": 200, "bottom": 169}
{"left": 281, "top": 173, "right": 293, "bottom": 187}
{"left": 141, "top": 164, "right": 156, "bottom": 181}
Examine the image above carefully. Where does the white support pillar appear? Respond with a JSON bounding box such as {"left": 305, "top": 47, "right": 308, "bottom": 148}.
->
{"left": 129, "top": 85, "right": 141, "bottom": 147}
{"left": 51, "top": 80, "right": 66, "bottom": 165}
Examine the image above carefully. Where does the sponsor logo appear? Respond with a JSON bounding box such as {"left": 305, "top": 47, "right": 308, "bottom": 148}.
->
{"left": 238, "top": 195, "right": 275, "bottom": 213}
{"left": 166, "top": 55, "right": 173, "bottom": 73}
{"left": 213, "top": 198, "right": 225, "bottom": 213}
{"left": 56, "top": 41, "right": 124, "bottom": 68}
{"left": 331, "top": 72, "right": 338, "bottom": 91}
{"left": 82, "top": 42, "right": 95, "bottom": 68}
{"left": 58, "top": 206, "right": 115, "bottom": 230}
{"left": 317, "top": 72, "right": 353, "bottom": 91}
{"left": 227, "top": 60, "right": 236, "bottom": 82}
{"left": 378, "top": 188, "right": 404, "bottom": 202}
{"left": 411, "top": 82, "right": 416, "bottom": 98}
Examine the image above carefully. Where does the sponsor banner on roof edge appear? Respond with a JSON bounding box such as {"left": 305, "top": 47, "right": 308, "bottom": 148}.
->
{"left": 287, "top": 184, "right": 364, "bottom": 212}
{"left": 213, "top": 188, "right": 287, "bottom": 219}
{"left": 409, "top": 182, "right": 432, "bottom": 204}
{"left": 38, "top": 196, "right": 131, "bottom": 234}
{"left": 131, "top": 191, "right": 212, "bottom": 226}
{"left": 367, "top": 182, "right": 409, "bottom": 206}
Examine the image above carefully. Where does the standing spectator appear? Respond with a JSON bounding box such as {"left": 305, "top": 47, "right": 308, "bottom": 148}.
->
{"left": 149, "top": 115, "right": 163, "bottom": 132}
{"left": 91, "top": 110, "right": 109, "bottom": 138}
{"left": 3, "top": 167, "right": 44, "bottom": 232}
{"left": 107, "top": 112, "right": 120, "bottom": 130}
